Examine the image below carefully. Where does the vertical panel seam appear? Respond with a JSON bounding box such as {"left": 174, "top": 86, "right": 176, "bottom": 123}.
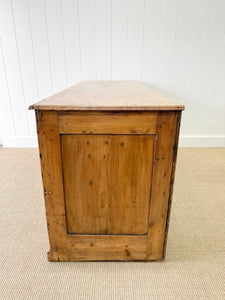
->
{"left": 0, "top": 38, "right": 16, "bottom": 135}
{"left": 185, "top": 0, "right": 197, "bottom": 92}
{"left": 27, "top": 0, "right": 40, "bottom": 100}
{"left": 44, "top": 0, "right": 54, "bottom": 93}
{"left": 141, "top": 0, "right": 146, "bottom": 81}
{"left": 94, "top": 0, "right": 97, "bottom": 80}
{"left": 60, "top": 0, "right": 68, "bottom": 87}
{"left": 126, "top": 0, "right": 129, "bottom": 79}
{"left": 10, "top": 0, "right": 30, "bottom": 135}
{"left": 110, "top": 0, "right": 112, "bottom": 81}
{"left": 170, "top": 0, "right": 179, "bottom": 88}
{"left": 156, "top": 0, "right": 163, "bottom": 87}
{"left": 196, "top": 0, "right": 213, "bottom": 134}
{"left": 210, "top": 31, "right": 225, "bottom": 134}
{"left": 77, "top": 0, "right": 82, "bottom": 81}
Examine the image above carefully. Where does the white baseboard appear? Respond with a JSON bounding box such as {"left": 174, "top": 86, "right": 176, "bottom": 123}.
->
{"left": 179, "top": 135, "right": 225, "bottom": 147}
{"left": 0, "top": 135, "right": 225, "bottom": 148}
{"left": 0, "top": 136, "right": 38, "bottom": 148}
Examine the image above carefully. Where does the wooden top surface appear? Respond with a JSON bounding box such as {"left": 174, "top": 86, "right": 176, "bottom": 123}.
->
{"left": 29, "top": 81, "right": 184, "bottom": 111}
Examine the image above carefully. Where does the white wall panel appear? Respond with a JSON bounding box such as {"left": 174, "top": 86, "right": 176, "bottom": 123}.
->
{"left": 0, "top": 0, "right": 29, "bottom": 135}
{"left": 79, "top": 0, "right": 96, "bottom": 80}
{"left": 12, "top": 0, "right": 37, "bottom": 134}
{"left": 95, "top": 0, "right": 112, "bottom": 80}
{"left": 45, "top": 0, "right": 67, "bottom": 92}
{"left": 157, "top": 0, "right": 178, "bottom": 91}
{"left": 61, "top": 0, "right": 81, "bottom": 86}
{"left": 171, "top": 0, "right": 195, "bottom": 96}
{"left": 171, "top": 0, "right": 195, "bottom": 135}
{"left": 184, "top": 0, "right": 212, "bottom": 135}
{"left": 28, "top": 0, "right": 53, "bottom": 99}
{"left": 197, "top": 0, "right": 225, "bottom": 135}
{"left": 0, "top": 0, "right": 225, "bottom": 147}
{"left": 142, "top": 0, "right": 162, "bottom": 86}
{"left": 212, "top": 33, "right": 225, "bottom": 136}
{"left": 112, "top": 0, "right": 128, "bottom": 80}
{"left": 127, "top": 0, "right": 145, "bottom": 80}
{"left": 0, "top": 39, "right": 15, "bottom": 139}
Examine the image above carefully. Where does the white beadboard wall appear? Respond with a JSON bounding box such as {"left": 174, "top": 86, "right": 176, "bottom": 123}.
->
{"left": 0, "top": 0, "right": 225, "bottom": 147}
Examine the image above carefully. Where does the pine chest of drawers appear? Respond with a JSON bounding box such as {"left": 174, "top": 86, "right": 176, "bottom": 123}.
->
{"left": 29, "top": 81, "right": 184, "bottom": 261}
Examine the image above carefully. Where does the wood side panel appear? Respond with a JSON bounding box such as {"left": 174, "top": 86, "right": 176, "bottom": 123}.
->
{"left": 147, "top": 112, "right": 178, "bottom": 260}
{"left": 58, "top": 111, "right": 157, "bottom": 134}
{"left": 68, "top": 235, "right": 147, "bottom": 261}
{"left": 163, "top": 111, "right": 182, "bottom": 257}
{"left": 61, "top": 134, "right": 154, "bottom": 235}
{"left": 36, "top": 110, "right": 68, "bottom": 261}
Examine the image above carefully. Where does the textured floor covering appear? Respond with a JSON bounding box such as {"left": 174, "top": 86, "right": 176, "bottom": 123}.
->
{"left": 0, "top": 148, "right": 224, "bottom": 299}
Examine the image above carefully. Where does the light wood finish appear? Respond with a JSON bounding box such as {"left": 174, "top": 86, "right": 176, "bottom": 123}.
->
{"left": 32, "top": 81, "right": 183, "bottom": 261}
{"left": 61, "top": 134, "right": 154, "bottom": 235}
{"left": 36, "top": 111, "right": 68, "bottom": 261}
{"left": 59, "top": 111, "right": 157, "bottom": 134}
{"left": 147, "top": 112, "right": 178, "bottom": 260}
{"left": 29, "top": 81, "right": 185, "bottom": 111}
{"left": 68, "top": 235, "right": 147, "bottom": 261}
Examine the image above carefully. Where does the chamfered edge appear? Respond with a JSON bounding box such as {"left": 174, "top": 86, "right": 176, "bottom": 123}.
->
{"left": 29, "top": 104, "right": 185, "bottom": 111}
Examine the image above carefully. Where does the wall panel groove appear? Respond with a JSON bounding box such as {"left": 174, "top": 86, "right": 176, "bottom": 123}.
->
{"left": 10, "top": 0, "right": 30, "bottom": 134}
{"left": 0, "top": 38, "right": 15, "bottom": 138}
{"left": 43, "top": 0, "right": 54, "bottom": 94}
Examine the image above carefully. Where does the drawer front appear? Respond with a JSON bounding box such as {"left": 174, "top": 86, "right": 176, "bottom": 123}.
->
{"left": 58, "top": 111, "right": 157, "bottom": 134}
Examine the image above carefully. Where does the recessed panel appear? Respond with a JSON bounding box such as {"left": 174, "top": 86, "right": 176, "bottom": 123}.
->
{"left": 61, "top": 134, "right": 154, "bottom": 235}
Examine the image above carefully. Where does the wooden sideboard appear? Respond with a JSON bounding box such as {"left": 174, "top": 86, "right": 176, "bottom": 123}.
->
{"left": 29, "top": 81, "right": 184, "bottom": 261}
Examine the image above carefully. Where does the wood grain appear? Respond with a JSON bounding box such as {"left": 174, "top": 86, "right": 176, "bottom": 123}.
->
{"left": 68, "top": 235, "right": 147, "bottom": 261}
{"left": 146, "top": 112, "right": 178, "bottom": 260}
{"left": 36, "top": 110, "right": 68, "bottom": 261}
{"left": 163, "top": 111, "right": 182, "bottom": 258}
{"left": 59, "top": 111, "right": 157, "bottom": 134}
{"left": 34, "top": 91, "right": 182, "bottom": 261}
{"left": 29, "top": 81, "right": 185, "bottom": 111}
{"left": 61, "top": 134, "right": 154, "bottom": 235}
